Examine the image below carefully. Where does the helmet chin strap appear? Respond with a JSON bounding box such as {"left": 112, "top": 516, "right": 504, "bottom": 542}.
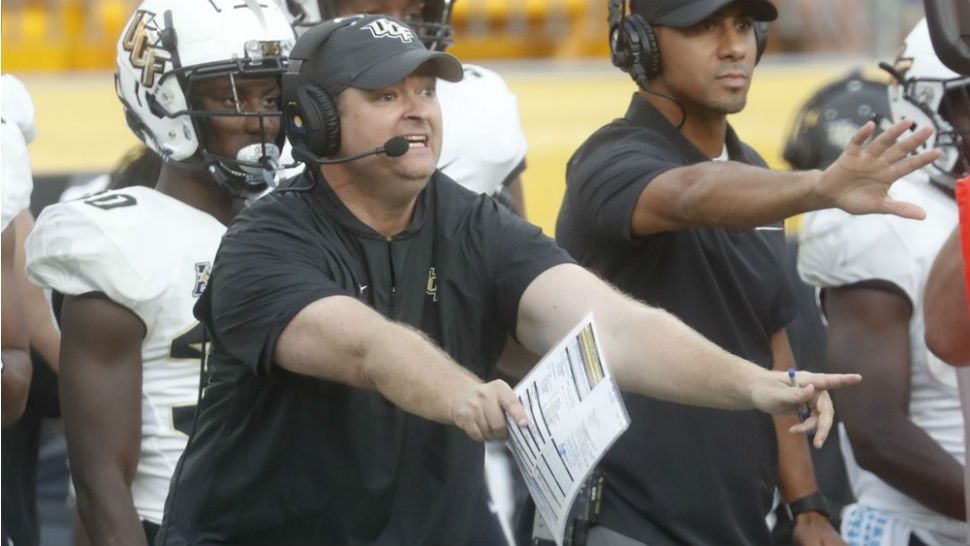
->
{"left": 201, "top": 142, "right": 282, "bottom": 198}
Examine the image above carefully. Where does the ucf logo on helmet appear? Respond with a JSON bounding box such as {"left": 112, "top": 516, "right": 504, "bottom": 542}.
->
{"left": 361, "top": 18, "right": 414, "bottom": 44}
{"left": 122, "top": 10, "right": 170, "bottom": 87}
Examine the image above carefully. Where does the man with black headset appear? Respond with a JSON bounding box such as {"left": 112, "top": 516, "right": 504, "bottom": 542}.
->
{"left": 555, "top": 1, "right": 941, "bottom": 545}
{"left": 153, "top": 13, "right": 892, "bottom": 546}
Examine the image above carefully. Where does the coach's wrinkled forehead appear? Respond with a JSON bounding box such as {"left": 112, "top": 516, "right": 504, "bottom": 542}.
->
{"left": 303, "top": 14, "right": 463, "bottom": 97}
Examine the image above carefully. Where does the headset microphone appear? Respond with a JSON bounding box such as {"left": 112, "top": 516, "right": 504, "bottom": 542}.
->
{"left": 295, "top": 136, "right": 410, "bottom": 165}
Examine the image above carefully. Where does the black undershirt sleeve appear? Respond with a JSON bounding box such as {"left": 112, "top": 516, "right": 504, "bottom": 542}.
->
{"left": 481, "top": 200, "right": 574, "bottom": 337}
{"left": 566, "top": 129, "right": 681, "bottom": 242}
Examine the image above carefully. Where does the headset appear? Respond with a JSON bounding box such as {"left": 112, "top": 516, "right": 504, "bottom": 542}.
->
{"left": 608, "top": 0, "right": 768, "bottom": 90}
{"left": 282, "top": 16, "right": 362, "bottom": 162}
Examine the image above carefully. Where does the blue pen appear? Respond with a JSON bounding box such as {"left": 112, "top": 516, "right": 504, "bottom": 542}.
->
{"left": 787, "top": 368, "right": 812, "bottom": 423}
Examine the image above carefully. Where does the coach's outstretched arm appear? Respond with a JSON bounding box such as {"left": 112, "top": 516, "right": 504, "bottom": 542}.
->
{"left": 275, "top": 295, "right": 528, "bottom": 441}
{"left": 515, "top": 264, "right": 860, "bottom": 445}
{"left": 630, "top": 119, "right": 939, "bottom": 236}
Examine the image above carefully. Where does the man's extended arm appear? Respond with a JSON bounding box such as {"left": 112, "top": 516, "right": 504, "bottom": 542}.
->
{"left": 515, "top": 264, "right": 858, "bottom": 444}
{"left": 825, "top": 286, "right": 965, "bottom": 520}
{"left": 275, "top": 295, "right": 528, "bottom": 441}
{"left": 632, "top": 119, "right": 936, "bottom": 235}
{"left": 59, "top": 294, "right": 149, "bottom": 546}
{"left": 924, "top": 227, "right": 970, "bottom": 366}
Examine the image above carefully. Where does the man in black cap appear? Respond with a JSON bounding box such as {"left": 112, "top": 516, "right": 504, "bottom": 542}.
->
{"left": 556, "top": 1, "right": 941, "bottom": 545}
{"left": 157, "top": 14, "right": 874, "bottom": 546}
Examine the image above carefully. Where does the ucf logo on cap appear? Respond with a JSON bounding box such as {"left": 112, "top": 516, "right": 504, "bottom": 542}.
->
{"left": 361, "top": 18, "right": 414, "bottom": 44}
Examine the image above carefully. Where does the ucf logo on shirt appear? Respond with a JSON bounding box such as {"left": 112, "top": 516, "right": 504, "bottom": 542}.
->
{"left": 426, "top": 267, "right": 438, "bottom": 302}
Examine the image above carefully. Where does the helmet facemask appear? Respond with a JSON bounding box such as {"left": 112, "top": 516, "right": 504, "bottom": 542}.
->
{"left": 887, "top": 18, "right": 970, "bottom": 190}
{"left": 935, "top": 83, "right": 970, "bottom": 183}
{"left": 168, "top": 53, "right": 289, "bottom": 198}
{"left": 303, "top": 0, "right": 455, "bottom": 50}
{"left": 413, "top": 0, "right": 455, "bottom": 51}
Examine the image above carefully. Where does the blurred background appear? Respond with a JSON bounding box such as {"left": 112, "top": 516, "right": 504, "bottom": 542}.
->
{"left": 1, "top": 0, "right": 928, "bottom": 232}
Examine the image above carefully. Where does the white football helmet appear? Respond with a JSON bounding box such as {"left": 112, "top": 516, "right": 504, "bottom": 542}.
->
{"left": 115, "top": 0, "right": 295, "bottom": 197}
{"left": 278, "top": 0, "right": 455, "bottom": 50}
{"left": 887, "top": 18, "right": 970, "bottom": 185}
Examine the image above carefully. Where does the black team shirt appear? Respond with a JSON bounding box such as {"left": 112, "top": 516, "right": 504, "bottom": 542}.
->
{"left": 556, "top": 94, "right": 796, "bottom": 546}
{"left": 157, "top": 171, "right": 572, "bottom": 546}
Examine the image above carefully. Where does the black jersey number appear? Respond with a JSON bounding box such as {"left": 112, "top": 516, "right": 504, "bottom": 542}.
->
{"left": 170, "top": 322, "right": 206, "bottom": 360}
{"left": 171, "top": 404, "right": 196, "bottom": 437}
{"left": 84, "top": 193, "right": 137, "bottom": 210}
{"left": 169, "top": 323, "right": 206, "bottom": 436}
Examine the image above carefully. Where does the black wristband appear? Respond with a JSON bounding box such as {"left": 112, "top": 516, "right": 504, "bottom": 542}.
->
{"left": 786, "top": 491, "right": 831, "bottom": 520}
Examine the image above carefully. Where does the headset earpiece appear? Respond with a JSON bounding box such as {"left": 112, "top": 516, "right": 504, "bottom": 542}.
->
{"left": 754, "top": 22, "right": 768, "bottom": 64}
{"left": 282, "top": 17, "right": 360, "bottom": 159}
{"left": 610, "top": 10, "right": 660, "bottom": 89}
{"left": 288, "top": 84, "right": 340, "bottom": 158}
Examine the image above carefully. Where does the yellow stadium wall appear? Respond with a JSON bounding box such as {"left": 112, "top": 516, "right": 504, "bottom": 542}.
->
{"left": 17, "top": 60, "right": 867, "bottom": 234}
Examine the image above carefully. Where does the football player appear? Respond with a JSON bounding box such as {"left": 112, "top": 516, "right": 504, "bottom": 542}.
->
{"left": 280, "top": 0, "right": 528, "bottom": 216}
{"left": 24, "top": 1, "right": 294, "bottom": 544}
{"left": 798, "top": 18, "right": 969, "bottom": 546}
{"left": 1, "top": 74, "right": 37, "bottom": 429}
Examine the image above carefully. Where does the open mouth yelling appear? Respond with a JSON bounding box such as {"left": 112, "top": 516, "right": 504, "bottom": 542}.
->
{"left": 404, "top": 134, "right": 429, "bottom": 149}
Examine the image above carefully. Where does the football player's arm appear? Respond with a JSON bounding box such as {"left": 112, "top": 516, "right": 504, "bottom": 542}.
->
{"left": 59, "top": 294, "right": 149, "bottom": 546}
{"left": 274, "top": 295, "right": 528, "bottom": 441}
{"left": 630, "top": 119, "right": 936, "bottom": 236}
{"left": 13, "top": 211, "right": 60, "bottom": 370}
{"left": 2, "top": 225, "right": 32, "bottom": 426}
{"left": 924, "top": 227, "right": 970, "bottom": 366}
{"left": 515, "top": 263, "right": 858, "bottom": 436}
{"left": 770, "top": 330, "right": 845, "bottom": 546}
{"left": 824, "top": 285, "right": 966, "bottom": 520}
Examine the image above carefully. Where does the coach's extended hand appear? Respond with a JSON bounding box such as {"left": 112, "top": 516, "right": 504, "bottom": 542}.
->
{"left": 816, "top": 118, "right": 941, "bottom": 220}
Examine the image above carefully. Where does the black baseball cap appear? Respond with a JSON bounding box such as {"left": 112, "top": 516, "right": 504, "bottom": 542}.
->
{"left": 631, "top": 0, "right": 778, "bottom": 27}
{"left": 302, "top": 14, "right": 463, "bottom": 97}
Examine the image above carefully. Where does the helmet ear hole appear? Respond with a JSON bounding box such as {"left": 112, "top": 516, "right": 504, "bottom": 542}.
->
{"left": 146, "top": 93, "right": 169, "bottom": 119}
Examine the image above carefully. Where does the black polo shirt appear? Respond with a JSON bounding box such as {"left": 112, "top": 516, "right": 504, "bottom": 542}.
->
{"left": 556, "top": 94, "right": 796, "bottom": 546}
{"left": 156, "top": 171, "right": 572, "bottom": 546}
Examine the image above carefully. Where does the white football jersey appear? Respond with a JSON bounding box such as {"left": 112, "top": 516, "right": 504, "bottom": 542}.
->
{"left": 2, "top": 74, "right": 36, "bottom": 231}
{"left": 25, "top": 186, "right": 226, "bottom": 524}
{"left": 1, "top": 75, "right": 37, "bottom": 144}
{"left": 798, "top": 172, "right": 964, "bottom": 542}
{"left": 437, "top": 64, "right": 527, "bottom": 196}
{"left": 278, "top": 64, "right": 528, "bottom": 197}
{"left": 1, "top": 119, "right": 33, "bottom": 232}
